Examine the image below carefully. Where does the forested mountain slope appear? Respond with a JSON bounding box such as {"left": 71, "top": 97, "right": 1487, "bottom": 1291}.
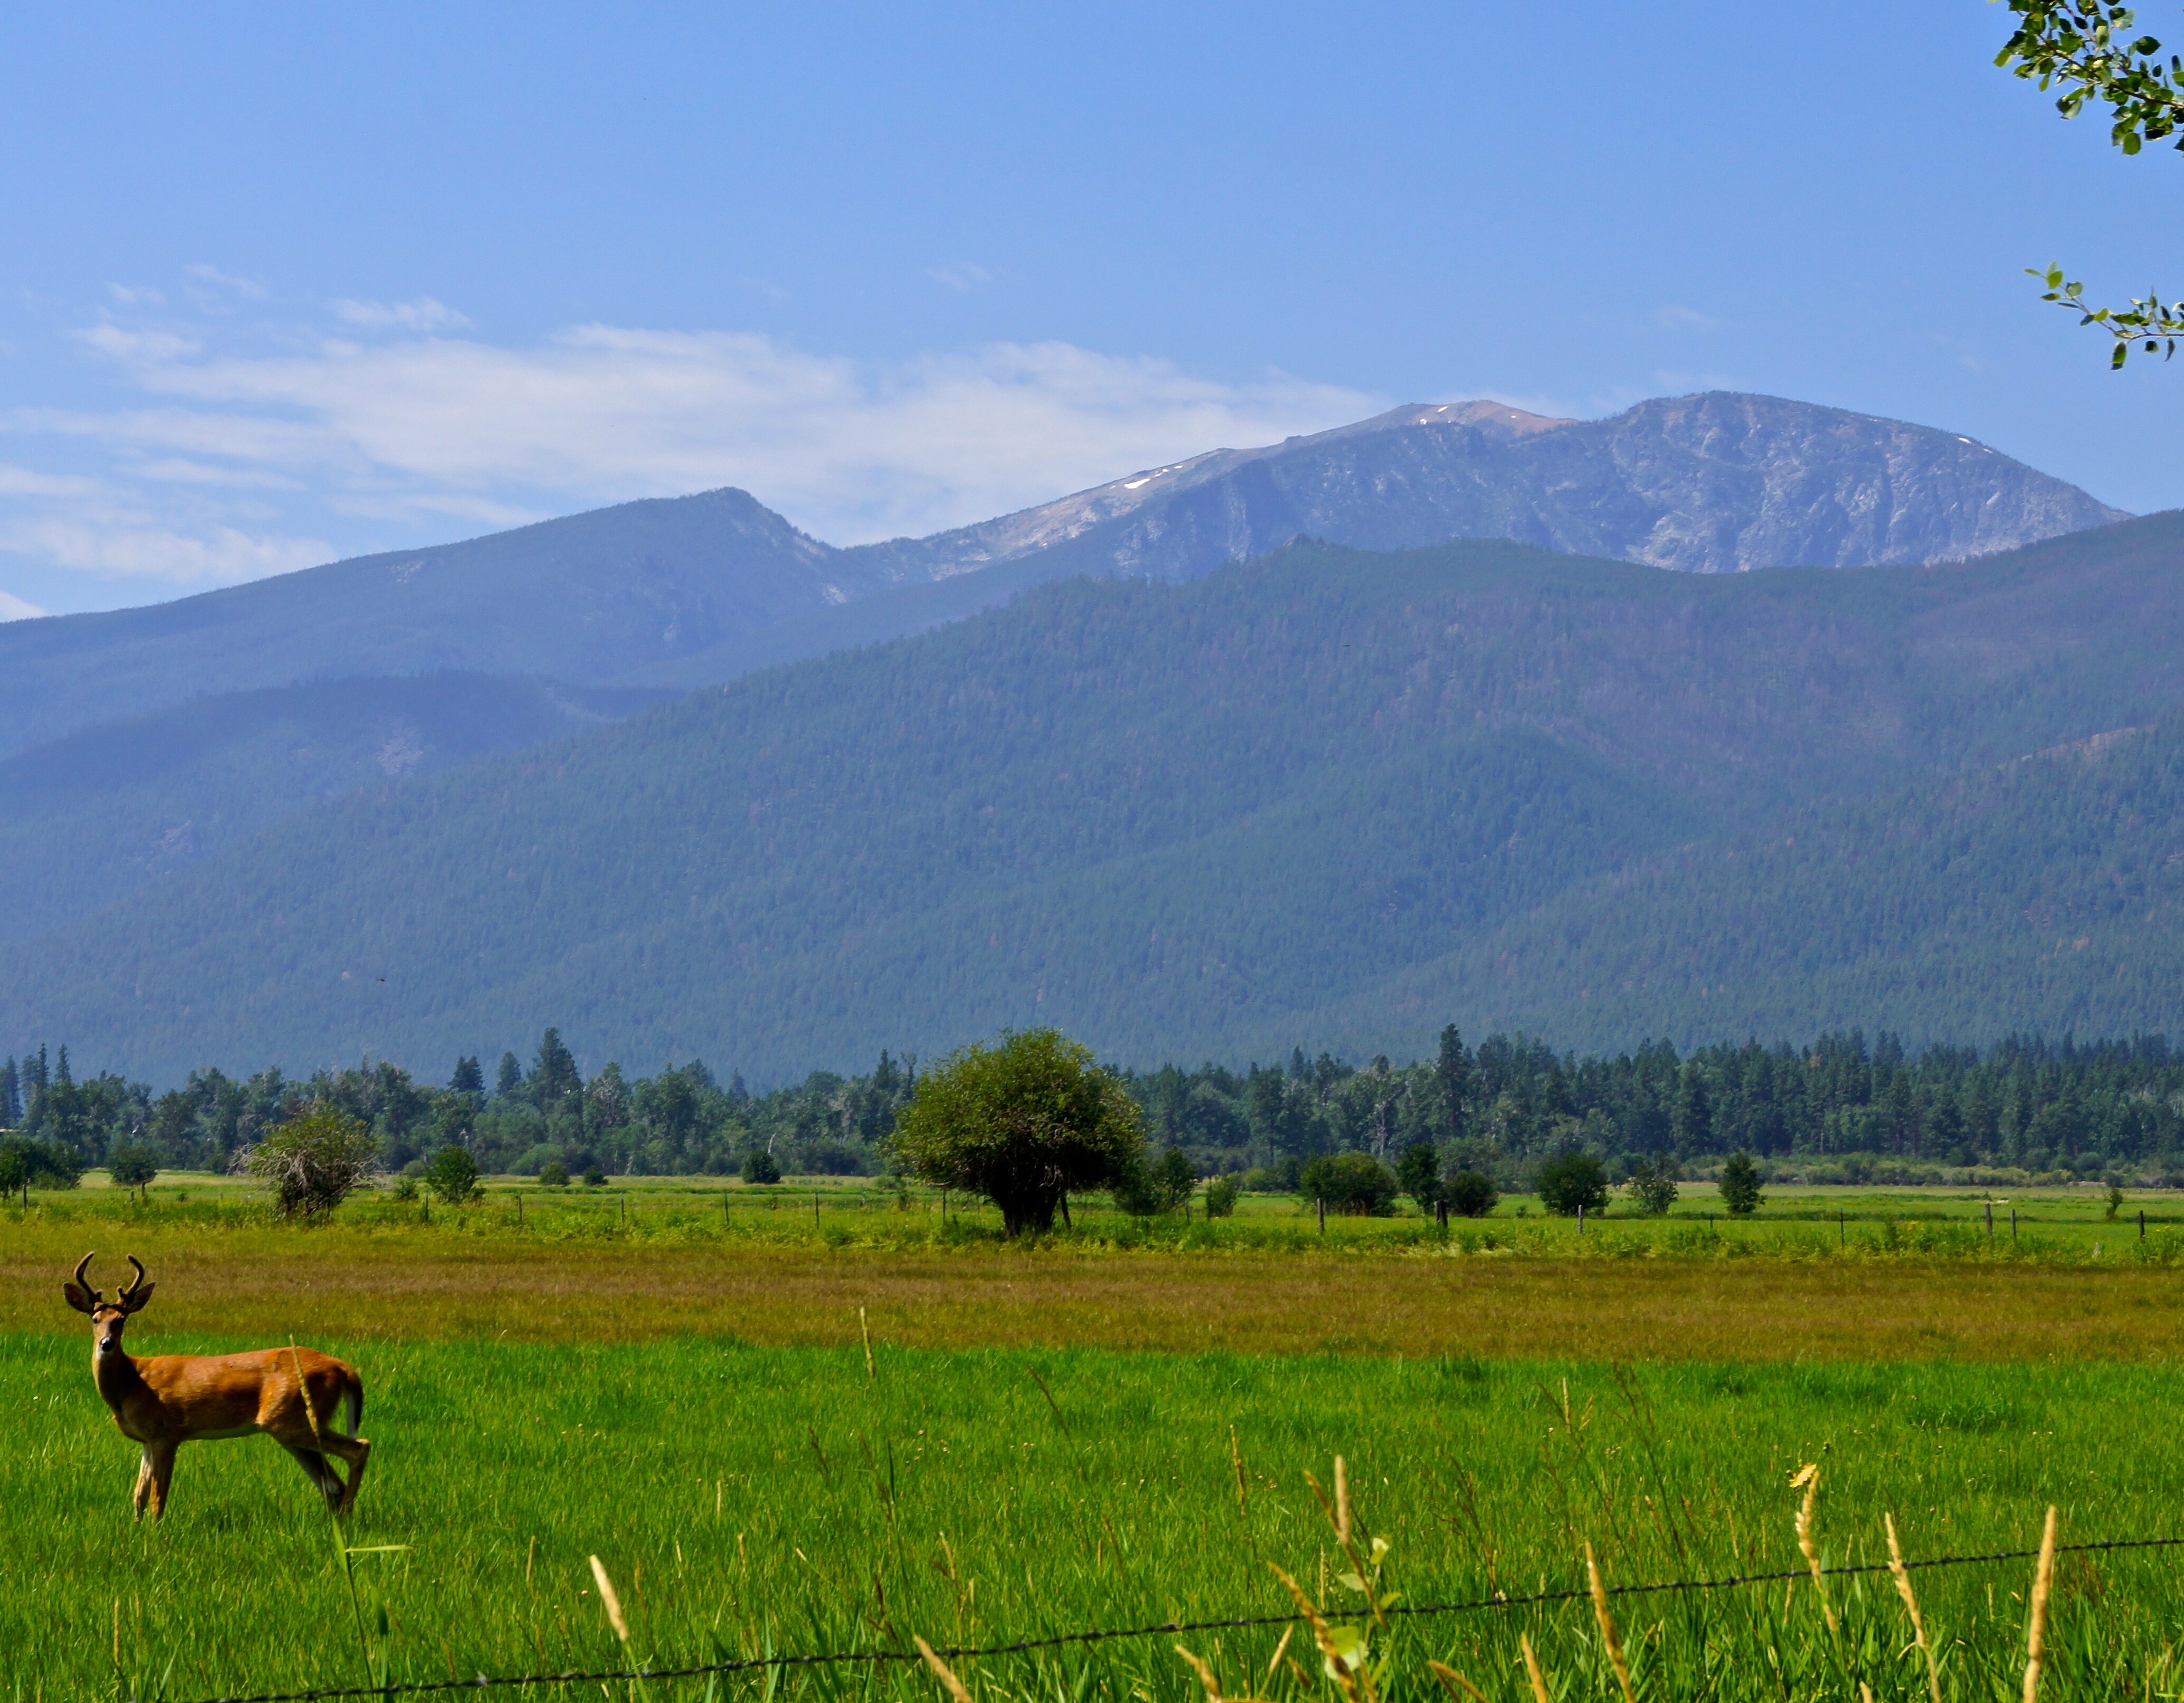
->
{"left": 0, "top": 674, "right": 665, "bottom": 943}
{"left": 7, "top": 514, "right": 2184, "bottom": 1084}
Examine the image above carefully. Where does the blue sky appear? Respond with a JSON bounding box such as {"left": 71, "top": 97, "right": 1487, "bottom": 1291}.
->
{"left": 3, "top": 2, "right": 2180, "bottom": 617}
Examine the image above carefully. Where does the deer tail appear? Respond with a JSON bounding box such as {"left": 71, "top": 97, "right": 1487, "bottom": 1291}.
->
{"left": 342, "top": 1367, "right": 363, "bottom": 1433}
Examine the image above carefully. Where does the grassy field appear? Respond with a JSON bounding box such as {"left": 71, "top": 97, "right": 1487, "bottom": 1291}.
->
{"left": 12, "top": 1180, "right": 2184, "bottom": 1700}
{"left": 12, "top": 1337, "right": 2183, "bottom": 1701}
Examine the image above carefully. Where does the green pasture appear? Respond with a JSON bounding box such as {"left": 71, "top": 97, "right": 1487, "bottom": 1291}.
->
{"left": 47, "top": 1169, "right": 2184, "bottom": 1263}
{"left": 8, "top": 1335, "right": 2183, "bottom": 1701}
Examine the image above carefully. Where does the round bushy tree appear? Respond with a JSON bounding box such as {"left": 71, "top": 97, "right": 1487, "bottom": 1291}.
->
{"left": 107, "top": 1141, "right": 161, "bottom": 1196}
{"left": 233, "top": 1106, "right": 381, "bottom": 1219}
{"left": 1297, "top": 1152, "right": 1400, "bottom": 1216}
{"left": 741, "top": 1147, "right": 783, "bottom": 1186}
{"left": 425, "top": 1143, "right": 482, "bottom": 1206}
{"left": 537, "top": 1160, "right": 570, "bottom": 1187}
{"left": 1627, "top": 1154, "right": 1679, "bottom": 1216}
{"left": 891, "top": 1029, "right": 1143, "bottom": 1236}
{"left": 1717, "top": 1151, "right": 1764, "bottom": 1216}
{"left": 1536, "top": 1151, "right": 1609, "bottom": 1218}
{"left": 1446, "top": 1169, "right": 1499, "bottom": 1218}
{"left": 1114, "top": 1145, "right": 1196, "bottom": 1215}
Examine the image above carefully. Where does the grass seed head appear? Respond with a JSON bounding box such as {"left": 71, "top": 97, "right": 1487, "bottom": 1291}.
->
{"left": 587, "top": 1554, "right": 629, "bottom": 1644}
{"left": 2024, "top": 1505, "right": 2059, "bottom": 1703}
{"left": 1519, "top": 1633, "right": 1550, "bottom": 1703}
{"left": 1584, "top": 1542, "right": 1637, "bottom": 1703}
{"left": 916, "top": 1636, "right": 976, "bottom": 1703}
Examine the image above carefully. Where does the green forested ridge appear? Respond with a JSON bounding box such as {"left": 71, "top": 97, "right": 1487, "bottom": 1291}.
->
{"left": 4, "top": 1025, "right": 2180, "bottom": 1188}
{"left": 6, "top": 520, "right": 2184, "bottom": 1082}
{"left": 0, "top": 672, "right": 664, "bottom": 943}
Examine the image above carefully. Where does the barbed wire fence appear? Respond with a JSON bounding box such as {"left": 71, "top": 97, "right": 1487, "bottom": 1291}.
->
{"left": 173, "top": 1531, "right": 2184, "bottom": 1703}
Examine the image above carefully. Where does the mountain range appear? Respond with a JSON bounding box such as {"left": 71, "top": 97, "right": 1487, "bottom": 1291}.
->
{"left": 0, "top": 388, "right": 2164, "bottom": 1084}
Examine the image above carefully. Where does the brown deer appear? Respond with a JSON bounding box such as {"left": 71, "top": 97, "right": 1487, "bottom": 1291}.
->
{"left": 64, "top": 1252, "right": 370, "bottom": 1520}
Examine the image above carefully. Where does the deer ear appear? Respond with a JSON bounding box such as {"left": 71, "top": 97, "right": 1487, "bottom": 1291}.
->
{"left": 121, "top": 1282, "right": 155, "bottom": 1314}
{"left": 63, "top": 1283, "right": 96, "bottom": 1315}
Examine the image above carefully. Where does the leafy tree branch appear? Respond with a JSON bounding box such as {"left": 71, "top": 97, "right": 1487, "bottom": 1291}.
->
{"left": 1999, "top": 2, "right": 2184, "bottom": 362}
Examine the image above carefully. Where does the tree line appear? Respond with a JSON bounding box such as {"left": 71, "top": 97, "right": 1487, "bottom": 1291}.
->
{"left": 4, "top": 1023, "right": 2182, "bottom": 1190}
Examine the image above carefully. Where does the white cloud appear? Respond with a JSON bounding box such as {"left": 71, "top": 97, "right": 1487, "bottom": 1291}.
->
{"left": 0, "top": 514, "right": 328, "bottom": 583}
{"left": 0, "top": 462, "right": 98, "bottom": 497}
{"left": 139, "top": 458, "right": 302, "bottom": 489}
{"left": 332, "top": 297, "right": 471, "bottom": 332}
{"left": 1657, "top": 305, "right": 1725, "bottom": 332}
{"left": 31, "top": 318, "right": 1382, "bottom": 548}
{"left": 927, "top": 262, "right": 994, "bottom": 292}
{"left": 0, "top": 589, "right": 45, "bottom": 621}
{"left": 73, "top": 325, "right": 205, "bottom": 363}
{"left": 184, "top": 263, "right": 269, "bottom": 300}
{"left": 107, "top": 283, "right": 165, "bottom": 307}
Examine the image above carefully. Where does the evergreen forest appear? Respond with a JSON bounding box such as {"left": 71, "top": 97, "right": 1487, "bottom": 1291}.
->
{"left": 6, "top": 1023, "right": 2182, "bottom": 1192}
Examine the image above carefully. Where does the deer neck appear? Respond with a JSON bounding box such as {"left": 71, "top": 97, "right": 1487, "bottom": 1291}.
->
{"left": 92, "top": 1343, "right": 145, "bottom": 1409}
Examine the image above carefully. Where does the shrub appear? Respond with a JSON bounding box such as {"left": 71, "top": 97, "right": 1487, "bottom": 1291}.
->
{"left": 1396, "top": 1142, "right": 1446, "bottom": 1214}
{"left": 106, "top": 1141, "right": 161, "bottom": 1193}
{"left": 1627, "top": 1154, "right": 1679, "bottom": 1216}
{"left": 389, "top": 1176, "right": 419, "bottom": 1202}
{"left": 1536, "top": 1151, "right": 1609, "bottom": 1217}
{"left": 0, "top": 1143, "right": 24, "bottom": 1197}
{"left": 537, "top": 1161, "right": 570, "bottom": 1188}
{"left": 1297, "top": 1152, "right": 1399, "bottom": 1216}
{"left": 1203, "top": 1174, "right": 1242, "bottom": 1218}
{"left": 583, "top": 1168, "right": 607, "bottom": 1187}
{"left": 424, "top": 1143, "right": 483, "bottom": 1206}
{"left": 233, "top": 1106, "right": 381, "bottom": 1219}
{"left": 1116, "top": 1146, "right": 1196, "bottom": 1215}
{"left": 891, "top": 1028, "right": 1144, "bottom": 1235}
{"left": 1717, "top": 1150, "right": 1764, "bottom": 1216}
{"left": 741, "top": 1147, "right": 783, "bottom": 1186}
{"left": 1447, "top": 1169, "right": 1499, "bottom": 1217}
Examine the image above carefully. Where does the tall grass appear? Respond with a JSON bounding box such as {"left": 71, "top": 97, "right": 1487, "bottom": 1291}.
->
{"left": 6, "top": 1338, "right": 2183, "bottom": 1699}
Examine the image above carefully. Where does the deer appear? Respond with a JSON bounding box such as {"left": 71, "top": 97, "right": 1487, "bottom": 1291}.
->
{"left": 64, "top": 1252, "right": 370, "bottom": 1521}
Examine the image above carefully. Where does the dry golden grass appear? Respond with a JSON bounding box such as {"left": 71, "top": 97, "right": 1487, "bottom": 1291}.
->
{"left": 10, "top": 1216, "right": 2180, "bottom": 1358}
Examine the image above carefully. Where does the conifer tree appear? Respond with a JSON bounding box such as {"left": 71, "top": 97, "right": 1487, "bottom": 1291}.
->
{"left": 1436, "top": 1025, "right": 1472, "bottom": 1143}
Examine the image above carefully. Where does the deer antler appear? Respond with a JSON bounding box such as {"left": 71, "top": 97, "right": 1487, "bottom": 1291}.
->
{"left": 118, "top": 1255, "right": 147, "bottom": 1302}
{"left": 72, "top": 1252, "right": 102, "bottom": 1304}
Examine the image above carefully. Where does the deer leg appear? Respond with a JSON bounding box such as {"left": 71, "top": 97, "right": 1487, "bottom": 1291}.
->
{"left": 143, "top": 1441, "right": 177, "bottom": 1521}
{"left": 132, "top": 1449, "right": 155, "bottom": 1520}
{"left": 315, "top": 1432, "right": 371, "bottom": 1515}
{"left": 281, "top": 1443, "right": 343, "bottom": 1507}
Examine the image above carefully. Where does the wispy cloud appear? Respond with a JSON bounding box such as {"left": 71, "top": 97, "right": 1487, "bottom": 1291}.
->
{"left": 0, "top": 462, "right": 98, "bottom": 497}
{"left": 927, "top": 262, "right": 994, "bottom": 292}
{"left": 332, "top": 297, "right": 471, "bottom": 332}
{"left": 184, "top": 263, "right": 269, "bottom": 301}
{"left": 1, "top": 305, "right": 1382, "bottom": 596}
{"left": 0, "top": 589, "right": 46, "bottom": 621}
{"left": 0, "top": 513, "right": 329, "bottom": 583}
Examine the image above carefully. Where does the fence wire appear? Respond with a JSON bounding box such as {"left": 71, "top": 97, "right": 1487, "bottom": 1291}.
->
{"left": 175, "top": 1532, "right": 2184, "bottom": 1703}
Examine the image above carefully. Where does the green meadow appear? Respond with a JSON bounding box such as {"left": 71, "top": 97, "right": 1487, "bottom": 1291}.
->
{"left": 11, "top": 1180, "right": 2184, "bottom": 1700}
